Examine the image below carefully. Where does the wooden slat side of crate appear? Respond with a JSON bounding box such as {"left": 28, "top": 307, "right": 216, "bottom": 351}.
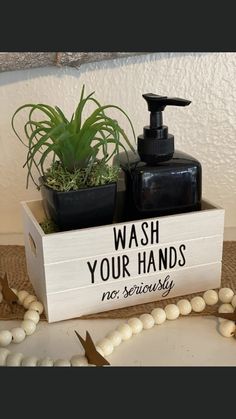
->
{"left": 21, "top": 202, "right": 49, "bottom": 319}
{"left": 43, "top": 235, "right": 223, "bottom": 293}
{"left": 46, "top": 262, "right": 222, "bottom": 322}
{"left": 42, "top": 208, "right": 224, "bottom": 264}
{"left": 21, "top": 199, "right": 225, "bottom": 323}
{"left": 22, "top": 199, "right": 224, "bottom": 264}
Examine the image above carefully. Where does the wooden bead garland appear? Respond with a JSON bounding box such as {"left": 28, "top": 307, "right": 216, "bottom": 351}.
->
{"left": 0, "top": 286, "right": 236, "bottom": 367}
{"left": 0, "top": 289, "right": 42, "bottom": 348}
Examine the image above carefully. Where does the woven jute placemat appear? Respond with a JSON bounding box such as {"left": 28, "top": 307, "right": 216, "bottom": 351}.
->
{"left": 0, "top": 242, "right": 235, "bottom": 321}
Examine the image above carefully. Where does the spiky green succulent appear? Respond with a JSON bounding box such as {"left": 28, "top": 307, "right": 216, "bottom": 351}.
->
{"left": 12, "top": 85, "right": 135, "bottom": 189}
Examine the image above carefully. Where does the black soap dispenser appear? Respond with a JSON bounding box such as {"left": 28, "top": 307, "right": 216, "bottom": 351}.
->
{"left": 115, "top": 93, "right": 202, "bottom": 221}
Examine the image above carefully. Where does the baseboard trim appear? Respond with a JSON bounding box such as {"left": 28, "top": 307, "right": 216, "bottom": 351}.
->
{"left": 0, "top": 234, "right": 24, "bottom": 245}
{"left": 224, "top": 227, "right": 236, "bottom": 241}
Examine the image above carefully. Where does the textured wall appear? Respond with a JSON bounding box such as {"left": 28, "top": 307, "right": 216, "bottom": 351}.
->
{"left": 0, "top": 52, "right": 236, "bottom": 233}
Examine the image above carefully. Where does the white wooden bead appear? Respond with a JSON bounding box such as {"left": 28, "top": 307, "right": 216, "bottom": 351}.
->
{"left": 21, "top": 356, "right": 38, "bottom": 366}
{"left": 11, "top": 327, "right": 26, "bottom": 343}
{"left": 95, "top": 346, "right": 105, "bottom": 357}
{"left": 151, "top": 308, "right": 166, "bottom": 324}
{"left": 203, "top": 290, "right": 218, "bottom": 306}
{"left": 28, "top": 301, "right": 44, "bottom": 315}
{"left": 0, "top": 348, "right": 10, "bottom": 366}
{"left": 21, "top": 320, "right": 36, "bottom": 336}
{"left": 6, "top": 352, "right": 23, "bottom": 366}
{"left": 218, "top": 303, "right": 234, "bottom": 314}
{"left": 0, "top": 330, "right": 12, "bottom": 346}
{"left": 23, "top": 295, "right": 37, "bottom": 309}
{"left": 17, "top": 290, "right": 29, "bottom": 305}
{"left": 219, "top": 320, "right": 236, "bottom": 338}
{"left": 165, "top": 304, "right": 180, "bottom": 320}
{"left": 37, "top": 357, "right": 54, "bottom": 366}
{"left": 177, "top": 300, "right": 192, "bottom": 316}
{"left": 106, "top": 330, "right": 122, "bottom": 346}
{"left": 24, "top": 309, "right": 40, "bottom": 324}
{"left": 219, "top": 288, "right": 234, "bottom": 303}
{"left": 96, "top": 338, "right": 114, "bottom": 356}
{"left": 70, "top": 355, "right": 88, "bottom": 366}
{"left": 191, "top": 296, "right": 206, "bottom": 312}
{"left": 54, "top": 359, "right": 71, "bottom": 367}
{"left": 231, "top": 295, "right": 236, "bottom": 309}
{"left": 127, "top": 317, "right": 143, "bottom": 334}
{"left": 139, "top": 313, "right": 155, "bottom": 329}
{"left": 0, "top": 291, "right": 3, "bottom": 303}
{"left": 117, "top": 323, "right": 133, "bottom": 339}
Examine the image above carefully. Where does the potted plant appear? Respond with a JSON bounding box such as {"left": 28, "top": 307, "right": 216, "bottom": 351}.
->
{"left": 12, "top": 85, "right": 135, "bottom": 231}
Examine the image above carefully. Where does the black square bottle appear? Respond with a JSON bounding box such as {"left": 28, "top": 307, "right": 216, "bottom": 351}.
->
{"left": 114, "top": 93, "right": 202, "bottom": 221}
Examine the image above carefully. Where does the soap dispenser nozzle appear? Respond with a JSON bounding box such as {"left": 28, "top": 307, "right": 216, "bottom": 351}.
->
{"left": 143, "top": 93, "right": 191, "bottom": 129}
{"left": 138, "top": 93, "right": 191, "bottom": 164}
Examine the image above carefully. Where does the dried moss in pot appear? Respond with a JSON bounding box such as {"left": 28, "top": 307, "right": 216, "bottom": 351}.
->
{"left": 44, "top": 161, "right": 120, "bottom": 192}
{"left": 39, "top": 219, "right": 59, "bottom": 234}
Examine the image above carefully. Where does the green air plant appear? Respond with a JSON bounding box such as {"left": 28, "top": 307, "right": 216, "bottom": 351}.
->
{"left": 11, "top": 85, "right": 136, "bottom": 191}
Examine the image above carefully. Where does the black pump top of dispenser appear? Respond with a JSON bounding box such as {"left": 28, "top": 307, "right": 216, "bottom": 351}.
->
{"left": 138, "top": 93, "right": 191, "bottom": 164}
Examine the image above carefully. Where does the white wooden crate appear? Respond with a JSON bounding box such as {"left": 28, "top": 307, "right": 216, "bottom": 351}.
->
{"left": 21, "top": 199, "right": 224, "bottom": 323}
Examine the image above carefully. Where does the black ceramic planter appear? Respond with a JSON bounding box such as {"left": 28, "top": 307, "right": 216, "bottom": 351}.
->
{"left": 40, "top": 179, "right": 117, "bottom": 231}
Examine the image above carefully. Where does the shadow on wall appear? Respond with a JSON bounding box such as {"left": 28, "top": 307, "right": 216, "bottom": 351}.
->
{"left": 0, "top": 52, "right": 211, "bottom": 87}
